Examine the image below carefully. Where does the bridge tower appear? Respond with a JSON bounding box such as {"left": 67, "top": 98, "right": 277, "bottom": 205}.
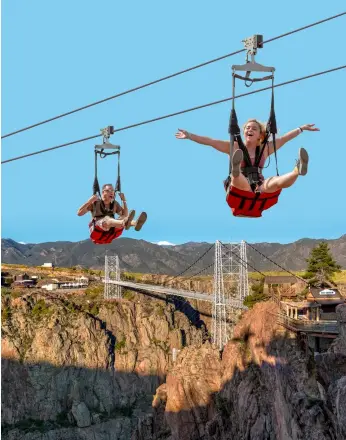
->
{"left": 212, "top": 240, "right": 249, "bottom": 349}
{"left": 221, "top": 240, "right": 249, "bottom": 302}
{"left": 104, "top": 255, "right": 122, "bottom": 299}
{"left": 212, "top": 241, "right": 228, "bottom": 350}
{"left": 239, "top": 240, "right": 249, "bottom": 301}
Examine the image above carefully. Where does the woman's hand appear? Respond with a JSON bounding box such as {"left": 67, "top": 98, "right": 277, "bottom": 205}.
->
{"left": 175, "top": 128, "right": 190, "bottom": 139}
{"left": 88, "top": 194, "right": 99, "bottom": 204}
{"left": 119, "top": 193, "right": 126, "bottom": 202}
{"left": 300, "top": 124, "right": 320, "bottom": 132}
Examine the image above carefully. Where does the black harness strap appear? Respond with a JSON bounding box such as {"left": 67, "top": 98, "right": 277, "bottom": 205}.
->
{"left": 238, "top": 195, "right": 246, "bottom": 210}
{"left": 93, "top": 150, "right": 101, "bottom": 196}
{"left": 259, "top": 198, "right": 267, "bottom": 212}
{"left": 93, "top": 147, "right": 121, "bottom": 196}
{"left": 266, "top": 77, "right": 279, "bottom": 176}
{"left": 115, "top": 150, "right": 121, "bottom": 193}
{"left": 248, "top": 191, "right": 261, "bottom": 211}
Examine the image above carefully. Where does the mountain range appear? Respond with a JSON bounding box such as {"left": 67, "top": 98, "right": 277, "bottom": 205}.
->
{"left": 2, "top": 235, "right": 346, "bottom": 275}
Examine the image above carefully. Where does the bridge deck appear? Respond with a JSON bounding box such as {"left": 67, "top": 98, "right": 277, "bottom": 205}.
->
{"left": 104, "top": 280, "right": 247, "bottom": 309}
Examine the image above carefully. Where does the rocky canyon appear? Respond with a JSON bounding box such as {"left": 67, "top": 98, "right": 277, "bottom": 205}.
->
{"left": 2, "top": 289, "right": 346, "bottom": 439}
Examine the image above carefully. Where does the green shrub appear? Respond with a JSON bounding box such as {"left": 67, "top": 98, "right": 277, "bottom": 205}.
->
{"left": 85, "top": 285, "right": 103, "bottom": 300}
{"left": 243, "top": 278, "right": 267, "bottom": 308}
{"left": 243, "top": 291, "right": 267, "bottom": 308}
{"left": 1, "top": 305, "right": 12, "bottom": 321}
{"left": 1, "top": 287, "right": 12, "bottom": 296}
{"left": 89, "top": 303, "right": 99, "bottom": 315}
{"left": 155, "top": 303, "right": 165, "bottom": 316}
{"left": 123, "top": 290, "right": 135, "bottom": 300}
{"left": 31, "top": 300, "right": 53, "bottom": 319}
{"left": 115, "top": 337, "right": 126, "bottom": 350}
{"left": 65, "top": 301, "right": 79, "bottom": 314}
{"left": 11, "top": 290, "right": 24, "bottom": 299}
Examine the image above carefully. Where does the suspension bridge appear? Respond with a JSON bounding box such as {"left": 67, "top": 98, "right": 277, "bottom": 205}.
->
{"left": 102, "top": 240, "right": 259, "bottom": 350}
{"left": 102, "top": 240, "right": 343, "bottom": 350}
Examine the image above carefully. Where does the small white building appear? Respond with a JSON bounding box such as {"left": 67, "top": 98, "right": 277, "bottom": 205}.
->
{"left": 76, "top": 276, "right": 89, "bottom": 284}
{"left": 41, "top": 283, "right": 59, "bottom": 291}
{"left": 42, "top": 263, "right": 54, "bottom": 268}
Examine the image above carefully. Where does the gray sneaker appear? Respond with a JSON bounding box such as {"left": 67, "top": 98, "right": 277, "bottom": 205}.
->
{"left": 296, "top": 148, "right": 309, "bottom": 176}
{"left": 231, "top": 149, "right": 244, "bottom": 178}
{"left": 134, "top": 212, "right": 147, "bottom": 232}
{"left": 125, "top": 210, "right": 136, "bottom": 230}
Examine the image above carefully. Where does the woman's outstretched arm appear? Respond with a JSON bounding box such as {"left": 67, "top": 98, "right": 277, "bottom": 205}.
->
{"left": 268, "top": 124, "right": 320, "bottom": 155}
{"left": 175, "top": 128, "right": 233, "bottom": 154}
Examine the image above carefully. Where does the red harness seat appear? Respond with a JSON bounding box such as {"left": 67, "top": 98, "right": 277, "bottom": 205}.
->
{"left": 89, "top": 220, "right": 124, "bottom": 245}
{"left": 226, "top": 185, "right": 281, "bottom": 218}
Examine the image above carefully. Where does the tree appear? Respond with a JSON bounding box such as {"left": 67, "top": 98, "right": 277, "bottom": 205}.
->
{"left": 243, "top": 278, "right": 266, "bottom": 308}
{"left": 303, "top": 242, "right": 341, "bottom": 287}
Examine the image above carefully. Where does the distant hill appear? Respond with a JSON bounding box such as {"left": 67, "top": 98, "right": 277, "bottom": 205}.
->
{"left": 2, "top": 235, "right": 346, "bottom": 275}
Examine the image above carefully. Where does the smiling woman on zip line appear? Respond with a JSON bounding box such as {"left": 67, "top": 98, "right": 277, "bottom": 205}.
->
{"left": 175, "top": 120, "right": 319, "bottom": 195}
{"left": 176, "top": 34, "right": 320, "bottom": 217}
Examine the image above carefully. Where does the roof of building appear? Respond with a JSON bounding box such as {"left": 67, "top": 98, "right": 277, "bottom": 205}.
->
{"left": 308, "top": 287, "right": 342, "bottom": 300}
{"left": 14, "top": 273, "right": 30, "bottom": 280}
{"left": 13, "top": 279, "right": 35, "bottom": 284}
{"left": 282, "top": 301, "right": 320, "bottom": 309}
{"left": 265, "top": 276, "right": 298, "bottom": 284}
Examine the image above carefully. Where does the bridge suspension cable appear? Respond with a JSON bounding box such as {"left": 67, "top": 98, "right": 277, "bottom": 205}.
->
{"left": 2, "top": 11, "right": 344, "bottom": 140}
{"left": 245, "top": 242, "right": 308, "bottom": 284}
{"left": 180, "top": 262, "right": 215, "bottom": 284}
{"left": 2, "top": 64, "right": 345, "bottom": 165}
{"left": 163, "top": 243, "right": 215, "bottom": 286}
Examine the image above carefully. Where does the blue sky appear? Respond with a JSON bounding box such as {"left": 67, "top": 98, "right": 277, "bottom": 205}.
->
{"left": 1, "top": 1, "right": 346, "bottom": 245}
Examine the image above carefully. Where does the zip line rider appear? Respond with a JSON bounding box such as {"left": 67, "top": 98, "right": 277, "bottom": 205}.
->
{"left": 175, "top": 121, "right": 319, "bottom": 194}
{"left": 77, "top": 184, "right": 147, "bottom": 242}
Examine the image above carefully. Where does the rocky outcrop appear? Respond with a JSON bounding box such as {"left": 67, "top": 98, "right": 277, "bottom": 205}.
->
{"left": 207, "top": 303, "right": 337, "bottom": 440}
{"left": 132, "top": 343, "right": 222, "bottom": 440}
{"left": 3, "top": 290, "right": 345, "bottom": 440}
{"left": 164, "top": 343, "right": 221, "bottom": 440}
{"left": 1, "top": 291, "right": 206, "bottom": 439}
{"left": 134, "top": 302, "right": 346, "bottom": 440}
{"left": 315, "top": 304, "right": 346, "bottom": 440}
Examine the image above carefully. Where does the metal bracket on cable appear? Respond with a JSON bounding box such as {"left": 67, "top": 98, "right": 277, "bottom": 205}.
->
{"left": 95, "top": 126, "right": 120, "bottom": 157}
{"left": 232, "top": 34, "right": 275, "bottom": 84}
{"left": 243, "top": 35, "right": 264, "bottom": 64}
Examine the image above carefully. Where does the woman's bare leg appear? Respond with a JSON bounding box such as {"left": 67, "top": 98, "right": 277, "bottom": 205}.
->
{"left": 102, "top": 211, "right": 135, "bottom": 230}
{"left": 262, "top": 148, "right": 309, "bottom": 193}
{"left": 103, "top": 217, "right": 126, "bottom": 229}
{"left": 229, "top": 149, "right": 252, "bottom": 191}
{"left": 262, "top": 171, "right": 298, "bottom": 192}
{"left": 231, "top": 175, "right": 252, "bottom": 191}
